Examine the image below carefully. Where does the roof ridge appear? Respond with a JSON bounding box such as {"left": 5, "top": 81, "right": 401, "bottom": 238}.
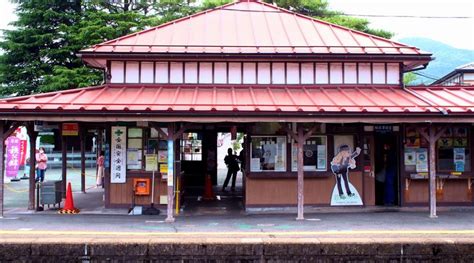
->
{"left": 456, "top": 62, "right": 474, "bottom": 69}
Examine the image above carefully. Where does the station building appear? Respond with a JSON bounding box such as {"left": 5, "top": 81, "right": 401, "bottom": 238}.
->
{"left": 1, "top": 0, "right": 473, "bottom": 220}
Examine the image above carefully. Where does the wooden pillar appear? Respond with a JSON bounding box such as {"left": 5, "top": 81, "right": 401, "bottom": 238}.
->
{"left": 61, "top": 126, "right": 67, "bottom": 198}
{"left": 420, "top": 125, "right": 446, "bottom": 218}
{"left": 296, "top": 125, "right": 305, "bottom": 220}
{"left": 97, "top": 128, "right": 103, "bottom": 189}
{"left": 26, "top": 122, "right": 37, "bottom": 210}
{"left": 428, "top": 126, "right": 437, "bottom": 218}
{"left": 80, "top": 126, "right": 86, "bottom": 193}
{"left": 0, "top": 121, "right": 4, "bottom": 217}
{"left": 165, "top": 123, "right": 175, "bottom": 223}
{"left": 281, "top": 123, "right": 318, "bottom": 220}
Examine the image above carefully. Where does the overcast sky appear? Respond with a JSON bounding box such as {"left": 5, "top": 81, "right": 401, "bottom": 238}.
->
{"left": 0, "top": 0, "right": 473, "bottom": 50}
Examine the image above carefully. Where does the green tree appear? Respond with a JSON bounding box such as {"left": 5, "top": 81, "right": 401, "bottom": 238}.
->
{"left": 0, "top": 1, "right": 156, "bottom": 95}
{"left": 201, "top": 0, "right": 232, "bottom": 9}
{"left": 0, "top": 0, "right": 82, "bottom": 95}
{"left": 403, "top": 72, "right": 418, "bottom": 85}
{"left": 41, "top": 3, "right": 154, "bottom": 92}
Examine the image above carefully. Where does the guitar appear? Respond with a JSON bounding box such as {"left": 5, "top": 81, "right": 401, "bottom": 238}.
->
{"left": 331, "top": 147, "right": 361, "bottom": 175}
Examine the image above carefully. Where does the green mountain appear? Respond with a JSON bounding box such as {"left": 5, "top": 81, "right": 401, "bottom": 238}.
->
{"left": 398, "top": 37, "right": 474, "bottom": 85}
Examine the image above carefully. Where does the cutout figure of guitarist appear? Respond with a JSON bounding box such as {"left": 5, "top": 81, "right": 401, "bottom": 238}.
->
{"left": 331, "top": 145, "right": 361, "bottom": 199}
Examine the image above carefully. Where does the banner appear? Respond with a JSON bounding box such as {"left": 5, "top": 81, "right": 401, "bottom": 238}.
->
{"left": 111, "top": 126, "right": 127, "bottom": 183}
{"left": 19, "top": 140, "right": 27, "bottom": 166}
{"left": 6, "top": 136, "right": 21, "bottom": 178}
{"left": 167, "top": 140, "right": 174, "bottom": 187}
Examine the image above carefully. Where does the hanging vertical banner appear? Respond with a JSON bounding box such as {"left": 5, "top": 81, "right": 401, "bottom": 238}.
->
{"left": 111, "top": 126, "right": 127, "bottom": 183}
{"left": 104, "top": 144, "right": 110, "bottom": 168}
{"left": 167, "top": 140, "right": 174, "bottom": 187}
{"left": 6, "top": 136, "right": 21, "bottom": 178}
{"left": 15, "top": 127, "right": 28, "bottom": 166}
{"left": 18, "top": 139, "right": 27, "bottom": 166}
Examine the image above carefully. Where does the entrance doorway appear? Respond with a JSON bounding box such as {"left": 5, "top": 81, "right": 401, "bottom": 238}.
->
{"left": 374, "top": 133, "right": 399, "bottom": 206}
{"left": 217, "top": 132, "right": 244, "bottom": 193}
{"left": 179, "top": 128, "right": 245, "bottom": 214}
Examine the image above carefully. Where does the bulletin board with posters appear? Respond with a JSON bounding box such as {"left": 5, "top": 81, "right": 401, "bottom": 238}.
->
{"left": 250, "top": 136, "right": 287, "bottom": 172}
{"left": 437, "top": 127, "right": 470, "bottom": 173}
{"left": 403, "top": 126, "right": 471, "bottom": 175}
{"left": 404, "top": 126, "right": 429, "bottom": 174}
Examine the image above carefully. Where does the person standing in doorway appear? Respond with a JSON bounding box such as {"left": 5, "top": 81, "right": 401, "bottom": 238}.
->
{"left": 96, "top": 151, "right": 105, "bottom": 187}
{"left": 383, "top": 143, "right": 396, "bottom": 205}
{"left": 35, "top": 147, "right": 48, "bottom": 182}
{"left": 222, "top": 148, "right": 239, "bottom": 192}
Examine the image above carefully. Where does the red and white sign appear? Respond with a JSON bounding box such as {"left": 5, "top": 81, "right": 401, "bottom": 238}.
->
{"left": 62, "top": 123, "right": 79, "bottom": 136}
{"left": 6, "top": 136, "right": 21, "bottom": 178}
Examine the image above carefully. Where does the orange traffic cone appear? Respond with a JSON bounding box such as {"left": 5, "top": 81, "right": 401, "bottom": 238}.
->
{"left": 58, "top": 182, "right": 80, "bottom": 214}
{"left": 202, "top": 174, "right": 216, "bottom": 201}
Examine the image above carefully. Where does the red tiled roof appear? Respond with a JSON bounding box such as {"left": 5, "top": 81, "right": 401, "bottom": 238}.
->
{"left": 408, "top": 86, "right": 474, "bottom": 113}
{"left": 2, "top": 85, "right": 472, "bottom": 115}
{"left": 80, "top": 1, "right": 426, "bottom": 57}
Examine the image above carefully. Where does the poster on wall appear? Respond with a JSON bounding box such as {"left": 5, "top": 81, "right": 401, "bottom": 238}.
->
{"left": 145, "top": 154, "right": 158, "bottom": 172}
{"left": 262, "top": 142, "right": 276, "bottom": 170}
{"left": 158, "top": 151, "right": 168, "bottom": 163}
{"left": 330, "top": 144, "right": 363, "bottom": 206}
{"left": 6, "top": 136, "right": 21, "bottom": 178}
{"left": 404, "top": 148, "right": 416, "bottom": 166}
{"left": 127, "top": 149, "right": 139, "bottom": 165}
{"left": 453, "top": 148, "right": 465, "bottom": 172}
{"left": 415, "top": 148, "right": 428, "bottom": 172}
{"left": 111, "top": 126, "right": 127, "bottom": 183}
{"left": 251, "top": 158, "right": 261, "bottom": 171}
{"left": 275, "top": 137, "right": 286, "bottom": 171}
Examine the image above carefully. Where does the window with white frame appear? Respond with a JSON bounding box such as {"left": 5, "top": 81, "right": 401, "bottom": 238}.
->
{"left": 108, "top": 61, "right": 402, "bottom": 85}
{"left": 291, "top": 136, "right": 327, "bottom": 171}
{"left": 250, "top": 136, "right": 286, "bottom": 172}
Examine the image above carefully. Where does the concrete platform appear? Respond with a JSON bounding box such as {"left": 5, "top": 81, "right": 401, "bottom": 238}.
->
{"left": 1, "top": 209, "right": 474, "bottom": 261}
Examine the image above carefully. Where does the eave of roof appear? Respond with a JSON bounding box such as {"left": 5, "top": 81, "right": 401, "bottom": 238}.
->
{"left": 431, "top": 68, "right": 474, "bottom": 85}
{"left": 1, "top": 85, "right": 472, "bottom": 118}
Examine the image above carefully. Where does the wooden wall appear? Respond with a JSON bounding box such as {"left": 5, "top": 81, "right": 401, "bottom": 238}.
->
{"left": 404, "top": 179, "right": 472, "bottom": 204}
{"left": 245, "top": 171, "right": 364, "bottom": 206}
{"left": 363, "top": 172, "right": 376, "bottom": 206}
{"left": 109, "top": 174, "right": 168, "bottom": 207}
